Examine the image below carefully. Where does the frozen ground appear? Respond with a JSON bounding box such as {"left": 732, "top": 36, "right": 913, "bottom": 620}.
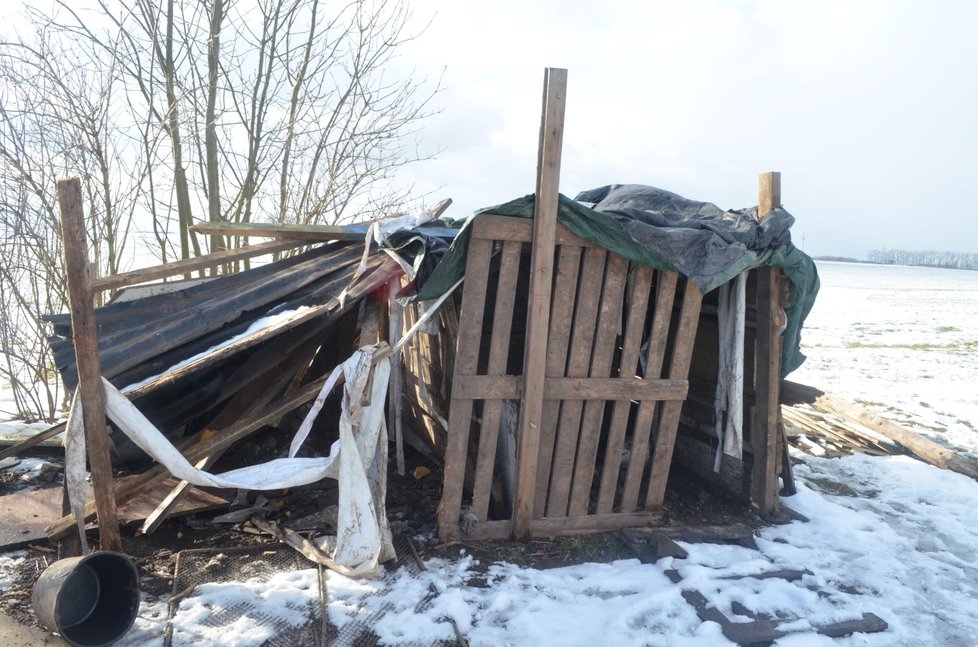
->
{"left": 4, "top": 451, "right": 972, "bottom": 646}
{"left": 2, "top": 262, "right": 976, "bottom": 646}
{"left": 791, "top": 261, "right": 978, "bottom": 457}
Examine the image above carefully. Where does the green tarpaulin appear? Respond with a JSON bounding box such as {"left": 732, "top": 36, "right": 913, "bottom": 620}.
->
{"left": 413, "top": 193, "right": 818, "bottom": 377}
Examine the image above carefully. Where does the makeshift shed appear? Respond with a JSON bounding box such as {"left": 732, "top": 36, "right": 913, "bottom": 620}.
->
{"left": 34, "top": 67, "right": 817, "bottom": 562}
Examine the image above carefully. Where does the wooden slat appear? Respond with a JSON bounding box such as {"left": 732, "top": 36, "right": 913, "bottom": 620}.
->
{"left": 472, "top": 215, "right": 596, "bottom": 249}
{"left": 620, "top": 271, "right": 679, "bottom": 511}
{"left": 513, "top": 67, "right": 568, "bottom": 541}
{"left": 533, "top": 246, "right": 582, "bottom": 516}
{"left": 568, "top": 253, "right": 629, "bottom": 516}
{"left": 387, "top": 278, "right": 406, "bottom": 476}
{"left": 91, "top": 240, "right": 303, "bottom": 292}
{"left": 437, "top": 236, "right": 493, "bottom": 542}
{"left": 471, "top": 241, "right": 523, "bottom": 521}
{"left": 531, "top": 511, "right": 663, "bottom": 536}
{"left": 451, "top": 375, "right": 688, "bottom": 402}
{"left": 645, "top": 280, "right": 704, "bottom": 508}
{"left": 547, "top": 247, "right": 607, "bottom": 518}
{"left": 58, "top": 177, "right": 122, "bottom": 552}
{"left": 596, "top": 266, "right": 653, "bottom": 513}
{"left": 192, "top": 220, "right": 459, "bottom": 242}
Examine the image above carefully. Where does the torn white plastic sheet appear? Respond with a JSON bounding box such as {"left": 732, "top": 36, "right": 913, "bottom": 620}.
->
{"left": 714, "top": 271, "right": 747, "bottom": 471}
{"left": 63, "top": 391, "right": 90, "bottom": 553}
{"left": 81, "top": 343, "right": 393, "bottom": 576}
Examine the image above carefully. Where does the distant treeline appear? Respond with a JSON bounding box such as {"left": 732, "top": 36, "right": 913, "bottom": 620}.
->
{"left": 866, "top": 249, "right": 978, "bottom": 270}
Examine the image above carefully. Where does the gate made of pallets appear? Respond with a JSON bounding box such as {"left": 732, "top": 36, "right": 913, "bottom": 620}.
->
{"left": 437, "top": 215, "right": 702, "bottom": 541}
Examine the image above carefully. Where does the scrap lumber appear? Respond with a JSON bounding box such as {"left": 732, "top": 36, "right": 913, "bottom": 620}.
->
{"left": 191, "top": 221, "right": 459, "bottom": 242}
{"left": 91, "top": 239, "right": 304, "bottom": 292}
{"left": 58, "top": 177, "right": 123, "bottom": 552}
{"left": 513, "top": 67, "right": 567, "bottom": 540}
{"left": 781, "top": 380, "right": 978, "bottom": 481}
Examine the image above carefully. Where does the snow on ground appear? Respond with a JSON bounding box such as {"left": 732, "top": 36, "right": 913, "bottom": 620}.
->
{"left": 5, "top": 262, "right": 977, "bottom": 646}
{"left": 99, "top": 452, "right": 978, "bottom": 646}
{"left": 791, "top": 261, "right": 978, "bottom": 457}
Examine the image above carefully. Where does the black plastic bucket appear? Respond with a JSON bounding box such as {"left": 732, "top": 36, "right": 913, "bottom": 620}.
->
{"left": 32, "top": 551, "right": 140, "bottom": 647}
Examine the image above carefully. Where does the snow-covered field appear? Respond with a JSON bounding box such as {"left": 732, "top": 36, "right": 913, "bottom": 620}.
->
{"left": 791, "top": 261, "right": 978, "bottom": 457}
{"left": 2, "top": 261, "right": 977, "bottom": 646}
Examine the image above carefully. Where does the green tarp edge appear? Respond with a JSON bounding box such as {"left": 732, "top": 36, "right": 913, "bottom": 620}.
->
{"left": 414, "top": 193, "right": 819, "bottom": 377}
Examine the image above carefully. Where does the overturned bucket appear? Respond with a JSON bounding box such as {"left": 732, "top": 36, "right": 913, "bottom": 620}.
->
{"left": 32, "top": 551, "right": 140, "bottom": 647}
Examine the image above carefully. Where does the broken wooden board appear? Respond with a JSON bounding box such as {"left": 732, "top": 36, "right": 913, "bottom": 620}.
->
{"left": 621, "top": 524, "right": 759, "bottom": 563}
{"left": 0, "top": 479, "right": 227, "bottom": 549}
{"left": 681, "top": 588, "right": 887, "bottom": 645}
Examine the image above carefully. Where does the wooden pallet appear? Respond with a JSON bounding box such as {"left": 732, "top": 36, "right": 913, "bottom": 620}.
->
{"left": 437, "top": 215, "right": 702, "bottom": 541}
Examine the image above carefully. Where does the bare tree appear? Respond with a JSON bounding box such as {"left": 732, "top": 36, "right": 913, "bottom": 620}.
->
{"left": 0, "top": 0, "right": 438, "bottom": 420}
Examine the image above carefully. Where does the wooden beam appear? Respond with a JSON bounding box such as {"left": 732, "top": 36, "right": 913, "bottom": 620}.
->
{"left": 513, "top": 67, "right": 567, "bottom": 540}
{"left": 752, "top": 171, "right": 782, "bottom": 515}
{"left": 91, "top": 239, "right": 304, "bottom": 292}
{"left": 57, "top": 177, "right": 123, "bottom": 552}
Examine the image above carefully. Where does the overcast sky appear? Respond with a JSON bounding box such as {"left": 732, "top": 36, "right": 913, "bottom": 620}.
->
{"left": 396, "top": 0, "right": 978, "bottom": 258}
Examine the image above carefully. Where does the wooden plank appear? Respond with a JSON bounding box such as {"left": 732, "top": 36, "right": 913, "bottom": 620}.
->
{"left": 192, "top": 220, "right": 459, "bottom": 241}
{"left": 781, "top": 381, "right": 978, "bottom": 480}
{"left": 437, "top": 237, "right": 493, "bottom": 542}
{"left": 0, "top": 422, "right": 66, "bottom": 459}
{"left": 569, "top": 254, "right": 630, "bottom": 516}
{"left": 752, "top": 171, "right": 783, "bottom": 515}
{"left": 620, "top": 271, "right": 678, "bottom": 511}
{"left": 471, "top": 241, "right": 523, "bottom": 521}
{"left": 513, "top": 67, "right": 567, "bottom": 541}
{"left": 533, "top": 245, "right": 582, "bottom": 516}
{"left": 547, "top": 247, "right": 606, "bottom": 518}
{"left": 58, "top": 177, "right": 123, "bottom": 552}
{"left": 472, "top": 215, "right": 596, "bottom": 249}
{"left": 596, "top": 266, "right": 653, "bottom": 513}
{"left": 645, "top": 280, "right": 704, "bottom": 509}
{"left": 91, "top": 239, "right": 303, "bottom": 292}
{"left": 386, "top": 279, "right": 406, "bottom": 476}
{"left": 531, "top": 511, "right": 662, "bottom": 536}
{"left": 452, "top": 375, "right": 688, "bottom": 402}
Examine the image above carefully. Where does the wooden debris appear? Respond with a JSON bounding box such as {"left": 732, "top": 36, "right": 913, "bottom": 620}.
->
{"left": 621, "top": 525, "right": 758, "bottom": 562}
{"left": 782, "top": 380, "right": 978, "bottom": 481}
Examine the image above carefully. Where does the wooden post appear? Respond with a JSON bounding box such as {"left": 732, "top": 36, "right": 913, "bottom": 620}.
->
{"left": 751, "top": 171, "right": 782, "bottom": 515}
{"left": 513, "top": 68, "right": 567, "bottom": 540}
{"left": 58, "top": 177, "right": 123, "bottom": 552}
{"left": 388, "top": 278, "right": 406, "bottom": 476}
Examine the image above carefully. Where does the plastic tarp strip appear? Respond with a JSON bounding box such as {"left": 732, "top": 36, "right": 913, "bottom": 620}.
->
{"left": 77, "top": 344, "right": 394, "bottom": 576}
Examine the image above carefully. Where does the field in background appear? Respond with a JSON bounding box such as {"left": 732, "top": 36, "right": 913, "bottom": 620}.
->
{"left": 790, "top": 261, "right": 978, "bottom": 457}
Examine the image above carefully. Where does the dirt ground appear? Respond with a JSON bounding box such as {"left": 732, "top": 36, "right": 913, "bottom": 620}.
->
{"left": 0, "top": 432, "right": 764, "bottom": 642}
